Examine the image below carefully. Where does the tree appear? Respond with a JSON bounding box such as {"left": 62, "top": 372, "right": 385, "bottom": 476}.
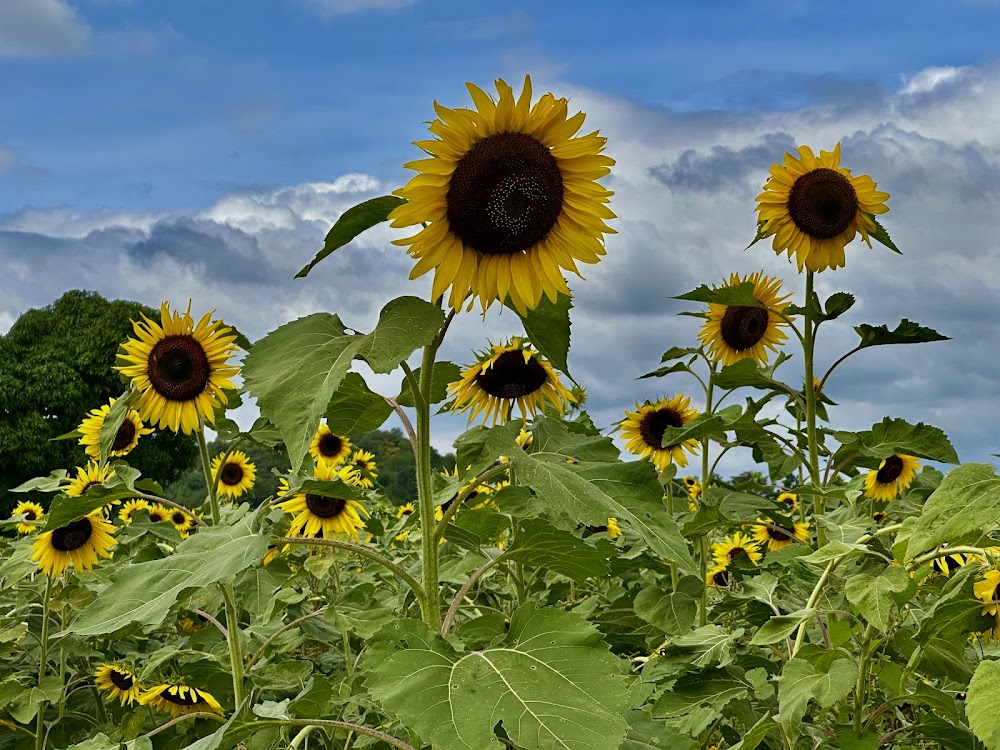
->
{"left": 0, "top": 290, "right": 198, "bottom": 515}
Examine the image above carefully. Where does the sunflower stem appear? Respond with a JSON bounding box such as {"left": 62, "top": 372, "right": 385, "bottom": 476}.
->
{"left": 699, "top": 370, "right": 715, "bottom": 627}
{"left": 35, "top": 576, "right": 53, "bottom": 750}
{"left": 196, "top": 427, "right": 221, "bottom": 525}
{"left": 415, "top": 343, "right": 441, "bottom": 630}
{"left": 803, "top": 271, "right": 825, "bottom": 547}
{"left": 664, "top": 484, "right": 679, "bottom": 590}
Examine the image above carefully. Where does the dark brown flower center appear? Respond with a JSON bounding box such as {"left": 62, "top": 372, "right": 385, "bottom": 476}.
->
{"left": 766, "top": 524, "right": 794, "bottom": 541}
{"left": 713, "top": 570, "right": 733, "bottom": 586}
{"left": 51, "top": 518, "right": 94, "bottom": 552}
{"left": 112, "top": 419, "right": 138, "bottom": 452}
{"left": 446, "top": 132, "right": 564, "bottom": 256}
{"left": 584, "top": 524, "right": 609, "bottom": 534}
{"left": 23, "top": 509, "right": 37, "bottom": 521}
{"left": 728, "top": 546, "right": 746, "bottom": 561}
{"left": 720, "top": 306, "right": 769, "bottom": 351}
{"left": 779, "top": 495, "right": 796, "bottom": 507}
{"left": 148, "top": 335, "right": 211, "bottom": 401}
{"left": 639, "top": 408, "right": 683, "bottom": 450}
{"left": 876, "top": 455, "right": 904, "bottom": 484}
{"left": 474, "top": 350, "right": 548, "bottom": 399}
{"left": 161, "top": 686, "right": 201, "bottom": 706}
{"left": 787, "top": 167, "right": 858, "bottom": 240}
{"left": 148, "top": 509, "right": 165, "bottom": 522}
{"left": 318, "top": 433, "right": 344, "bottom": 458}
{"left": 172, "top": 511, "right": 188, "bottom": 526}
{"left": 305, "top": 495, "right": 347, "bottom": 519}
{"left": 109, "top": 669, "right": 134, "bottom": 691}
{"left": 220, "top": 462, "right": 244, "bottom": 486}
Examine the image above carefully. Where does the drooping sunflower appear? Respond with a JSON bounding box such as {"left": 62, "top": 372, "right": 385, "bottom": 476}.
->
{"left": 755, "top": 143, "right": 890, "bottom": 272}
{"left": 94, "top": 664, "right": 141, "bottom": 706}
{"left": 138, "top": 683, "right": 224, "bottom": 717}
{"left": 277, "top": 464, "right": 370, "bottom": 540}
{"left": 77, "top": 398, "right": 152, "bottom": 460}
{"left": 116, "top": 301, "right": 240, "bottom": 435}
{"left": 752, "top": 518, "right": 810, "bottom": 551}
{"left": 31, "top": 513, "right": 117, "bottom": 577}
{"left": 309, "top": 423, "right": 352, "bottom": 468}
{"left": 776, "top": 492, "right": 798, "bottom": 510}
{"left": 698, "top": 272, "right": 791, "bottom": 366}
{"left": 706, "top": 566, "right": 733, "bottom": 588}
{"left": 64, "top": 461, "right": 114, "bottom": 497}
{"left": 711, "top": 532, "right": 763, "bottom": 568}
{"left": 118, "top": 499, "right": 150, "bottom": 525}
{"left": 975, "top": 570, "right": 1000, "bottom": 616}
{"left": 389, "top": 75, "right": 616, "bottom": 315}
{"left": 169, "top": 509, "right": 197, "bottom": 538}
{"left": 449, "top": 338, "right": 575, "bottom": 425}
{"left": 11, "top": 500, "right": 44, "bottom": 535}
{"left": 146, "top": 504, "right": 169, "bottom": 523}
{"left": 621, "top": 395, "right": 700, "bottom": 471}
{"left": 864, "top": 454, "right": 920, "bottom": 501}
{"left": 210, "top": 450, "right": 257, "bottom": 499}
{"left": 349, "top": 449, "right": 378, "bottom": 489}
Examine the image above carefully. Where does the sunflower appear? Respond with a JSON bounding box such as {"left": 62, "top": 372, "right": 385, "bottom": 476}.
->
{"left": 210, "top": 450, "right": 257, "bottom": 499}
{"left": 755, "top": 143, "right": 890, "bottom": 272}
{"left": 934, "top": 552, "right": 973, "bottom": 577}
{"left": 607, "top": 518, "right": 622, "bottom": 539}
{"left": 139, "top": 683, "right": 224, "bottom": 718}
{"left": 706, "top": 566, "right": 733, "bottom": 588}
{"left": 682, "top": 476, "right": 699, "bottom": 489}
{"left": 776, "top": 492, "right": 798, "bottom": 510}
{"left": 621, "top": 395, "right": 700, "bottom": 471}
{"left": 94, "top": 664, "right": 141, "bottom": 706}
{"left": 864, "top": 454, "right": 920, "bottom": 501}
{"left": 77, "top": 398, "right": 152, "bottom": 460}
{"left": 349, "top": 449, "right": 378, "bottom": 489}
{"left": 396, "top": 502, "right": 416, "bottom": 520}
{"left": 11, "top": 501, "right": 44, "bottom": 535}
{"left": 752, "top": 518, "right": 810, "bottom": 551}
{"left": 872, "top": 510, "right": 888, "bottom": 524}
{"left": 118, "top": 499, "right": 150, "bottom": 525}
{"left": 698, "top": 272, "right": 791, "bottom": 367}
{"left": 169, "top": 509, "right": 197, "bottom": 538}
{"left": 115, "top": 301, "right": 240, "bottom": 435}
{"left": 449, "top": 338, "right": 575, "bottom": 425}
{"left": 516, "top": 427, "right": 534, "bottom": 450}
{"left": 64, "top": 461, "right": 113, "bottom": 497}
{"left": 31, "top": 513, "right": 117, "bottom": 576}
{"left": 309, "top": 423, "right": 352, "bottom": 468}
{"left": 146, "top": 504, "right": 169, "bottom": 523}
{"left": 712, "top": 532, "right": 763, "bottom": 567}
{"left": 277, "top": 464, "right": 369, "bottom": 540}
{"left": 389, "top": 75, "right": 615, "bottom": 315}
{"left": 975, "top": 570, "right": 1000, "bottom": 616}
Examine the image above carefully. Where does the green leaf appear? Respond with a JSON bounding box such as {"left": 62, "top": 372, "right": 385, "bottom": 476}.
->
{"left": 844, "top": 565, "right": 914, "bottom": 632}
{"left": 11, "top": 470, "right": 67, "bottom": 493}
{"left": 854, "top": 319, "right": 948, "bottom": 350}
{"left": 296, "top": 195, "right": 406, "bottom": 278}
{"left": 658, "top": 346, "right": 700, "bottom": 362}
{"left": 674, "top": 282, "right": 762, "bottom": 307}
{"left": 823, "top": 292, "right": 856, "bottom": 321}
{"left": 714, "top": 354, "right": 793, "bottom": 392}
{"left": 658, "top": 625, "right": 742, "bottom": 670}
{"left": 363, "top": 605, "right": 630, "bottom": 750}
{"left": 98, "top": 390, "right": 132, "bottom": 462}
{"left": 504, "top": 519, "right": 614, "bottom": 582}
{"left": 353, "top": 296, "right": 445, "bottom": 374}
{"left": 324, "top": 372, "right": 393, "bottom": 435}
{"left": 638, "top": 361, "right": 692, "bottom": 380}
{"left": 750, "top": 609, "right": 816, "bottom": 646}
{"left": 621, "top": 710, "right": 699, "bottom": 750}
{"left": 719, "top": 492, "right": 779, "bottom": 521}
{"left": 511, "top": 291, "right": 573, "bottom": 376}
{"left": 835, "top": 729, "right": 878, "bottom": 750}
{"left": 967, "top": 659, "right": 1000, "bottom": 749}
{"left": 63, "top": 514, "right": 269, "bottom": 636}
{"left": 907, "top": 463, "right": 1000, "bottom": 557}
{"left": 67, "top": 734, "right": 121, "bottom": 750}
{"left": 396, "top": 361, "right": 462, "bottom": 407}
{"left": 870, "top": 217, "right": 902, "bottom": 254}
{"left": 777, "top": 647, "right": 857, "bottom": 738}
{"left": 8, "top": 676, "right": 62, "bottom": 724}
{"left": 633, "top": 582, "right": 698, "bottom": 636}
{"left": 652, "top": 667, "right": 749, "bottom": 717}
{"left": 658, "top": 412, "right": 727, "bottom": 448}
{"left": 915, "top": 567, "right": 984, "bottom": 643}
{"left": 728, "top": 714, "right": 779, "bottom": 750}
{"left": 746, "top": 221, "right": 768, "bottom": 250}
{"left": 835, "top": 416, "right": 958, "bottom": 464}
{"left": 798, "top": 540, "right": 868, "bottom": 566}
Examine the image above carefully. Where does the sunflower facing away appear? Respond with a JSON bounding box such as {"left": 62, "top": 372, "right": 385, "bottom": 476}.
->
{"left": 752, "top": 518, "right": 810, "bottom": 551}
{"left": 116, "top": 302, "right": 240, "bottom": 435}
{"left": 77, "top": 398, "right": 153, "bottom": 460}
{"left": 277, "top": 464, "right": 369, "bottom": 541}
{"left": 621, "top": 395, "right": 700, "bottom": 471}
{"left": 389, "top": 75, "right": 616, "bottom": 314}
{"left": 349, "top": 449, "right": 378, "bottom": 489}
{"left": 95, "top": 664, "right": 141, "bottom": 706}
{"left": 975, "top": 570, "right": 1000, "bottom": 617}
{"left": 309, "top": 423, "right": 352, "bottom": 468}
{"left": 139, "top": 683, "right": 224, "bottom": 717}
{"left": 449, "top": 338, "right": 575, "bottom": 425}
{"left": 31, "top": 512, "right": 117, "bottom": 577}
{"left": 210, "top": 450, "right": 257, "bottom": 499}
{"left": 64, "top": 461, "right": 114, "bottom": 497}
{"left": 712, "top": 532, "right": 763, "bottom": 568}
{"left": 698, "top": 272, "right": 791, "bottom": 367}
{"left": 755, "top": 143, "right": 890, "bottom": 272}
{"left": 864, "top": 454, "right": 920, "bottom": 501}
{"left": 118, "top": 499, "right": 149, "bottom": 525}
{"left": 11, "top": 500, "right": 44, "bottom": 535}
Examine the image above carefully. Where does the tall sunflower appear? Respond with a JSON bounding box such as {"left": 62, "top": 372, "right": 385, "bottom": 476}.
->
{"left": 210, "top": 450, "right": 257, "bottom": 499}
{"left": 277, "top": 464, "right": 369, "bottom": 540}
{"left": 448, "top": 338, "right": 575, "bottom": 425}
{"left": 621, "top": 395, "right": 700, "bottom": 471}
{"left": 755, "top": 143, "right": 890, "bottom": 272}
{"left": 31, "top": 513, "right": 117, "bottom": 576}
{"left": 94, "top": 664, "right": 141, "bottom": 706}
{"left": 698, "top": 272, "right": 791, "bottom": 366}
{"left": 711, "top": 532, "right": 763, "bottom": 567}
{"left": 116, "top": 302, "right": 240, "bottom": 435}
{"left": 389, "top": 75, "right": 616, "bottom": 315}
{"left": 77, "top": 398, "right": 152, "bottom": 460}
{"left": 864, "top": 454, "right": 920, "bottom": 501}
{"left": 752, "top": 518, "right": 810, "bottom": 551}
{"left": 309, "top": 423, "right": 352, "bottom": 468}
{"left": 11, "top": 500, "right": 44, "bottom": 535}
{"left": 139, "top": 683, "right": 224, "bottom": 717}
{"left": 64, "top": 461, "right": 114, "bottom": 497}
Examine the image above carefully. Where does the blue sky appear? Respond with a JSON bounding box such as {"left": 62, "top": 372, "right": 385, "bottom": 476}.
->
{"left": 3, "top": 0, "right": 1000, "bottom": 473}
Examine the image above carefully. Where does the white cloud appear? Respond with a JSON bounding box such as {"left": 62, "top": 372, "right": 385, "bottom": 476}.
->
{"left": 900, "top": 65, "right": 971, "bottom": 95}
{"left": 0, "top": 0, "right": 90, "bottom": 58}
{"left": 303, "top": 0, "right": 415, "bottom": 18}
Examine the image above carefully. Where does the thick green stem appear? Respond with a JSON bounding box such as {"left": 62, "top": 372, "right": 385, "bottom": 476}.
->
{"left": 196, "top": 428, "right": 221, "bottom": 525}
{"left": 664, "top": 484, "right": 679, "bottom": 590}
{"left": 35, "top": 577, "right": 53, "bottom": 750}
{"left": 699, "top": 371, "right": 715, "bottom": 626}
{"left": 803, "top": 271, "right": 825, "bottom": 546}
{"left": 854, "top": 626, "right": 872, "bottom": 735}
{"left": 415, "top": 345, "right": 441, "bottom": 630}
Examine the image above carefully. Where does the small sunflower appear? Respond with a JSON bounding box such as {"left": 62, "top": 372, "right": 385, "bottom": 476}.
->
{"left": 975, "top": 570, "right": 1000, "bottom": 616}
{"left": 95, "top": 664, "right": 141, "bottom": 706}
{"left": 698, "top": 272, "right": 791, "bottom": 367}
{"left": 116, "top": 302, "right": 240, "bottom": 435}
{"left": 516, "top": 427, "right": 534, "bottom": 450}
{"left": 682, "top": 476, "right": 699, "bottom": 489}
{"left": 210, "top": 450, "right": 257, "bottom": 500}
{"left": 777, "top": 492, "right": 798, "bottom": 510}
{"left": 11, "top": 500, "right": 45, "bottom": 535}
{"left": 146, "top": 504, "right": 169, "bottom": 523}
{"left": 309, "top": 423, "right": 352, "bottom": 468}
{"left": 752, "top": 518, "right": 810, "bottom": 551}
{"left": 621, "top": 395, "right": 700, "bottom": 471}
{"left": 77, "top": 398, "right": 152, "bottom": 460}
{"left": 169, "top": 509, "right": 197, "bottom": 538}
{"left": 755, "top": 143, "right": 890, "bottom": 272}
{"left": 31, "top": 513, "right": 117, "bottom": 577}
{"left": 349, "top": 449, "right": 378, "bottom": 489}
{"left": 64, "top": 461, "right": 113, "bottom": 497}
{"left": 138, "top": 683, "right": 224, "bottom": 718}
{"left": 389, "top": 75, "right": 616, "bottom": 315}
{"left": 864, "top": 454, "right": 920, "bottom": 501}
{"left": 118, "top": 499, "right": 150, "bottom": 525}
{"left": 706, "top": 566, "right": 733, "bottom": 588}
{"left": 872, "top": 510, "right": 888, "bottom": 524}
{"left": 277, "top": 464, "right": 369, "bottom": 540}
{"left": 712, "top": 532, "right": 763, "bottom": 567}
{"left": 934, "top": 552, "right": 972, "bottom": 577}
{"left": 607, "top": 518, "right": 622, "bottom": 539}
{"left": 396, "top": 502, "right": 416, "bottom": 520}
{"left": 449, "top": 338, "right": 575, "bottom": 425}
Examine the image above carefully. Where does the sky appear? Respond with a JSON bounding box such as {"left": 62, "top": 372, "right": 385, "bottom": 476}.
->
{"left": 3, "top": 0, "right": 1000, "bottom": 476}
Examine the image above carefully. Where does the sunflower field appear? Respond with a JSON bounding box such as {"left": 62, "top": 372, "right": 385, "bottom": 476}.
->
{"left": 4, "top": 74, "right": 1000, "bottom": 750}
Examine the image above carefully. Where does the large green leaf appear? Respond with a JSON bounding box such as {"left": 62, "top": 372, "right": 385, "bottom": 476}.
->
{"left": 97, "top": 390, "right": 132, "bottom": 461}
{"left": 512, "top": 291, "right": 572, "bottom": 375}
{"left": 362, "top": 605, "right": 630, "bottom": 750}
{"left": 324, "top": 372, "right": 393, "bottom": 435}
{"left": 906, "top": 463, "right": 1000, "bottom": 557}
{"left": 42, "top": 464, "right": 144, "bottom": 531}
{"left": 652, "top": 667, "right": 750, "bottom": 717}
{"left": 63, "top": 514, "right": 269, "bottom": 636}
{"left": 870, "top": 218, "right": 902, "bottom": 254}
{"left": 750, "top": 609, "right": 816, "bottom": 646}
{"left": 395, "top": 360, "right": 462, "bottom": 407}
{"left": 834, "top": 416, "right": 958, "bottom": 464}
{"left": 728, "top": 714, "right": 779, "bottom": 750}
{"left": 504, "top": 519, "right": 614, "bottom": 582}
{"left": 621, "top": 710, "right": 699, "bottom": 750}
{"left": 633, "top": 580, "right": 699, "bottom": 636}
{"left": 296, "top": 195, "right": 407, "bottom": 278}
{"left": 968, "top": 659, "right": 1000, "bottom": 749}
{"left": 674, "top": 282, "right": 761, "bottom": 307}
{"left": 777, "top": 647, "right": 856, "bottom": 737}
{"left": 844, "top": 565, "right": 914, "bottom": 632}
{"left": 854, "top": 319, "right": 948, "bottom": 350}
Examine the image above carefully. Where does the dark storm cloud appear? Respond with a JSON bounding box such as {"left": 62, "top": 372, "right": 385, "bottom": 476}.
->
{"left": 648, "top": 132, "right": 796, "bottom": 193}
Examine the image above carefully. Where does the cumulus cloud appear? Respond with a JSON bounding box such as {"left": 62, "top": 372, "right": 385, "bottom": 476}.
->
{"left": 0, "top": 0, "right": 90, "bottom": 58}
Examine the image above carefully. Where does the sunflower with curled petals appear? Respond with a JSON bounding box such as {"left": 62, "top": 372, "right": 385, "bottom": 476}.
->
{"left": 755, "top": 143, "right": 890, "bottom": 273}
{"left": 77, "top": 398, "right": 152, "bottom": 460}
{"left": 449, "top": 338, "right": 575, "bottom": 425}
{"left": 210, "top": 450, "right": 256, "bottom": 499}
{"left": 139, "top": 683, "right": 224, "bottom": 717}
{"left": 31, "top": 512, "right": 117, "bottom": 577}
{"left": 621, "top": 395, "right": 700, "bottom": 471}
{"left": 11, "top": 501, "right": 44, "bottom": 535}
{"left": 698, "top": 272, "right": 791, "bottom": 367}
{"left": 752, "top": 518, "right": 810, "bottom": 551}
{"left": 389, "top": 75, "right": 616, "bottom": 315}
{"left": 277, "top": 464, "right": 370, "bottom": 541}
{"left": 95, "top": 664, "right": 141, "bottom": 706}
{"left": 864, "top": 454, "right": 920, "bottom": 501}
{"left": 115, "top": 302, "right": 239, "bottom": 435}
{"left": 309, "top": 423, "right": 352, "bottom": 468}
